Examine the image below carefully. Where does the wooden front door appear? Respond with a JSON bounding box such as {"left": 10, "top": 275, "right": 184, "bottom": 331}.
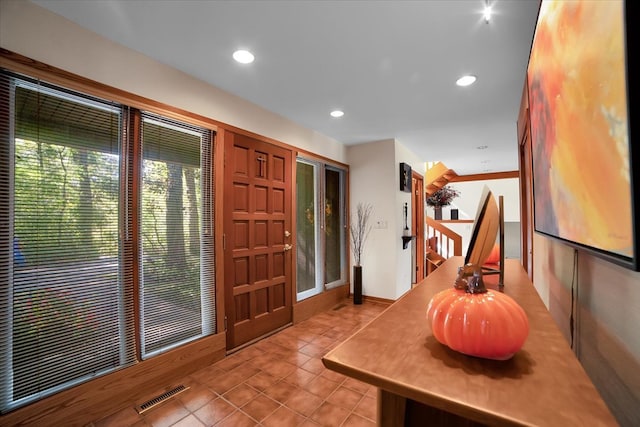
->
{"left": 224, "top": 132, "right": 293, "bottom": 350}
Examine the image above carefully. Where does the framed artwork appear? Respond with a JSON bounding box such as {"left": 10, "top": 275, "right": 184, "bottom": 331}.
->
{"left": 527, "top": 0, "right": 639, "bottom": 270}
{"left": 400, "top": 163, "right": 412, "bottom": 192}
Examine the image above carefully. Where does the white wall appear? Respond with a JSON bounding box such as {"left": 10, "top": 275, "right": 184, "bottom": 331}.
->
{"left": 0, "top": 0, "right": 346, "bottom": 163}
{"left": 347, "top": 139, "right": 422, "bottom": 300}
{"left": 440, "top": 178, "right": 520, "bottom": 222}
{"left": 347, "top": 140, "right": 397, "bottom": 300}
{"left": 432, "top": 178, "right": 520, "bottom": 256}
{"left": 394, "top": 141, "right": 424, "bottom": 298}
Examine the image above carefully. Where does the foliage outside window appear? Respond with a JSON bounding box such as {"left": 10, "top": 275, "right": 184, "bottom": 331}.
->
{"left": 4, "top": 79, "right": 130, "bottom": 409}
{"left": 295, "top": 158, "right": 347, "bottom": 301}
{"left": 140, "top": 115, "right": 215, "bottom": 358}
{"left": 0, "top": 72, "right": 215, "bottom": 412}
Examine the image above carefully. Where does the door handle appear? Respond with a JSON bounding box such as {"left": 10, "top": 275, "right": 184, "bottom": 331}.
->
{"left": 284, "top": 230, "right": 291, "bottom": 238}
{"left": 284, "top": 243, "right": 293, "bottom": 251}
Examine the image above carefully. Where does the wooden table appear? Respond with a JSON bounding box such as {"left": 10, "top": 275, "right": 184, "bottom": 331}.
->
{"left": 322, "top": 257, "right": 618, "bottom": 426}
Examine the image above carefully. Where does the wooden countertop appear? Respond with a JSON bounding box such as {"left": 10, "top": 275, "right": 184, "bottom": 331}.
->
{"left": 322, "top": 257, "right": 617, "bottom": 426}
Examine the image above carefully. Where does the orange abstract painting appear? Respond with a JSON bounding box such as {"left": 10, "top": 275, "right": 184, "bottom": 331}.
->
{"left": 527, "top": 0, "right": 632, "bottom": 259}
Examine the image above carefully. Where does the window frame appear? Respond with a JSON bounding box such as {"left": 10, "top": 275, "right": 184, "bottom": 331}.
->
{"left": 295, "top": 155, "right": 348, "bottom": 301}
{"left": 138, "top": 111, "right": 216, "bottom": 359}
{"left": 0, "top": 69, "right": 218, "bottom": 412}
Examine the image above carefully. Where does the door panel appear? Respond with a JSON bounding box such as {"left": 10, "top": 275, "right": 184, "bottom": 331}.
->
{"left": 520, "top": 125, "right": 534, "bottom": 280}
{"left": 295, "top": 160, "right": 322, "bottom": 299}
{"left": 412, "top": 172, "right": 425, "bottom": 283}
{"left": 518, "top": 79, "right": 534, "bottom": 281}
{"left": 224, "top": 132, "right": 292, "bottom": 349}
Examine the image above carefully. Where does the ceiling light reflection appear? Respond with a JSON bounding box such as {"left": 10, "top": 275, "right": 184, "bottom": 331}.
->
{"left": 456, "top": 75, "right": 477, "bottom": 87}
{"left": 233, "top": 50, "right": 255, "bottom": 64}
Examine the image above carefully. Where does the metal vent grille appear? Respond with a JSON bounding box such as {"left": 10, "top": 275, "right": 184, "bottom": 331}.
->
{"left": 135, "top": 385, "right": 189, "bottom": 414}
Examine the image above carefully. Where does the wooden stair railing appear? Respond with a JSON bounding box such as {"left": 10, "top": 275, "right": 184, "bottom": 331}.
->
{"left": 425, "top": 216, "right": 462, "bottom": 274}
{"left": 425, "top": 161, "right": 461, "bottom": 275}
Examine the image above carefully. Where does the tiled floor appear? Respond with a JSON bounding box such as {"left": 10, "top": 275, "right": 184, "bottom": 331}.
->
{"left": 92, "top": 300, "right": 389, "bottom": 427}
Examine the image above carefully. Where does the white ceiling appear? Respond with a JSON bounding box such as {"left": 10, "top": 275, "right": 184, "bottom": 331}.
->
{"left": 32, "top": 0, "right": 540, "bottom": 175}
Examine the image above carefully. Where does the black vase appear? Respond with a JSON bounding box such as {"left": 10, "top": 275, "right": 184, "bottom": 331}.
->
{"left": 434, "top": 206, "right": 442, "bottom": 220}
{"left": 353, "top": 265, "right": 363, "bottom": 305}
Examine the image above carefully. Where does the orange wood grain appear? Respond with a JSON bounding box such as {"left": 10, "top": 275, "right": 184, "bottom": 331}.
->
{"left": 1, "top": 333, "right": 226, "bottom": 426}
{"left": 322, "top": 258, "right": 617, "bottom": 426}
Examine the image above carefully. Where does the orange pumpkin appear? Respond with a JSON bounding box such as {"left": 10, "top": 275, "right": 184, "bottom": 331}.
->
{"left": 484, "top": 243, "right": 500, "bottom": 265}
{"left": 426, "top": 265, "right": 529, "bottom": 360}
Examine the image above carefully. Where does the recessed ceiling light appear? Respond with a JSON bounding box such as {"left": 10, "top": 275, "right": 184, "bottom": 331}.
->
{"left": 483, "top": 3, "right": 493, "bottom": 23}
{"left": 233, "top": 50, "right": 254, "bottom": 64}
{"left": 456, "top": 75, "right": 477, "bottom": 87}
{"left": 330, "top": 110, "right": 344, "bottom": 118}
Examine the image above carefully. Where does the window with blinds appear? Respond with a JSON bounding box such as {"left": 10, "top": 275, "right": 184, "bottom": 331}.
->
{"left": 0, "top": 74, "right": 136, "bottom": 412}
{"left": 139, "top": 113, "right": 215, "bottom": 358}
{"left": 0, "top": 71, "right": 216, "bottom": 412}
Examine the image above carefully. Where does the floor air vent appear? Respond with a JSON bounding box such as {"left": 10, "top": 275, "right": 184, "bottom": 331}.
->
{"left": 135, "top": 385, "right": 189, "bottom": 414}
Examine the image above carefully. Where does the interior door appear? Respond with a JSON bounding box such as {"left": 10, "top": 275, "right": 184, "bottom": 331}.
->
{"left": 518, "top": 79, "right": 534, "bottom": 281}
{"left": 412, "top": 172, "right": 425, "bottom": 283}
{"left": 224, "top": 132, "right": 293, "bottom": 350}
{"left": 519, "top": 125, "right": 534, "bottom": 281}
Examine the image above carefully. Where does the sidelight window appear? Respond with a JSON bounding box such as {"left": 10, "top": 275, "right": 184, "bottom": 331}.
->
{"left": 295, "top": 157, "right": 347, "bottom": 301}
{"left": 139, "top": 114, "right": 215, "bottom": 358}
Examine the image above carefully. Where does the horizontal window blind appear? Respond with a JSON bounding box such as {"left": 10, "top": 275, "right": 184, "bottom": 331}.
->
{"left": 139, "top": 113, "right": 215, "bottom": 358}
{"left": 0, "top": 72, "right": 136, "bottom": 412}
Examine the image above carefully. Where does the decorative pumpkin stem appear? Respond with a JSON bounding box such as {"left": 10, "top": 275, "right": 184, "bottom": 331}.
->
{"left": 454, "top": 263, "right": 488, "bottom": 294}
{"left": 467, "top": 270, "right": 487, "bottom": 294}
